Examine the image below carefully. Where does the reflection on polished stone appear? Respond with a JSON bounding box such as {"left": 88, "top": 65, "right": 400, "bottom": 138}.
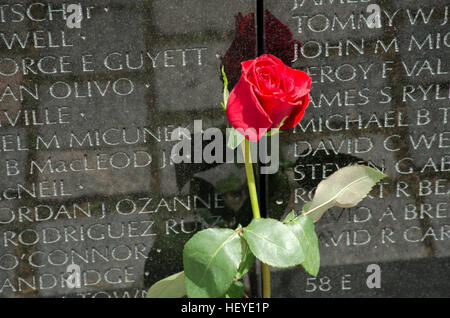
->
{"left": 0, "top": 0, "right": 256, "bottom": 297}
{"left": 264, "top": 0, "right": 450, "bottom": 297}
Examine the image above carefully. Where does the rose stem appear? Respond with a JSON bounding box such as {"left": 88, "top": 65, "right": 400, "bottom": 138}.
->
{"left": 242, "top": 138, "right": 271, "bottom": 298}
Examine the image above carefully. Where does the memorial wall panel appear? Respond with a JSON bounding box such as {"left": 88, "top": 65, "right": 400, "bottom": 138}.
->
{"left": 0, "top": 0, "right": 257, "bottom": 297}
{"left": 264, "top": 0, "right": 449, "bottom": 297}
{"left": 0, "top": 0, "right": 448, "bottom": 299}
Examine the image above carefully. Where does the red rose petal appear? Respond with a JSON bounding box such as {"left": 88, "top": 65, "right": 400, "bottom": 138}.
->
{"left": 287, "top": 67, "right": 312, "bottom": 100}
{"left": 256, "top": 94, "right": 296, "bottom": 128}
{"left": 281, "top": 94, "right": 310, "bottom": 129}
{"left": 257, "top": 54, "right": 285, "bottom": 66}
{"left": 241, "top": 60, "right": 254, "bottom": 75}
{"left": 226, "top": 77, "right": 273, "bottom": 142}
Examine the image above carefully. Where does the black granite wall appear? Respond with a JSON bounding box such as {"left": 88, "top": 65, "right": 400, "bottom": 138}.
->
{"left": 0, "top": 0, "right": 448, "bottom": 298}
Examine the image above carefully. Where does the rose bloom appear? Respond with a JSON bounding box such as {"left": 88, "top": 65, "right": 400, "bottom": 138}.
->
{"left": 226, "top": 54, "right": 311, "bottom": 142}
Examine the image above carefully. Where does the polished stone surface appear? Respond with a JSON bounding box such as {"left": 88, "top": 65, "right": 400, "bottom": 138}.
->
{"left": 0, "top": 0, "right": 448, "bottom": 298}
{"left": 0, "top": 0, "right": 256, "bottom": 297}
{"left": 264, "top": 0, "right": 450, "bottom": 297}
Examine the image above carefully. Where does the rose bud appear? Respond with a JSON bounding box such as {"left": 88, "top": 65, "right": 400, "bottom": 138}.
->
{"left": 226, "top": 54, "right": 311, "bottom": 142}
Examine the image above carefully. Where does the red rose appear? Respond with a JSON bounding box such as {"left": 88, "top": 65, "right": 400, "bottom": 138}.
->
{"left": 226, "top": 54, "right": 311, "bottom": 142}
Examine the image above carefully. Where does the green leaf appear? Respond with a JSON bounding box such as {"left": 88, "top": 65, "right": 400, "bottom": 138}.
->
{"left": 223, "top": 281, "right": 244, "bottom": 298}
{"left": 265, "top": 129, "right": 281, "bottom": 137}
{"left": 286, "top": 215, "right": 320, "bottom": 276}
{"left": 277, "top": 116, "right": 289, "bottom": 128}
{"left": 282, "top": 210, "right": 297, "bottom": 223}
{"left": 265, "top": 116, "right": 288, "bottom": 136}
{"left": 236, "top": 240, "right": 255, "bottom": 279}
{"left": 303, "top": 165, "right": 387, "bottom": 222}
{"left": 227, "top": 127, "right": 245, "bottom": 150}
{"left": 243, "top": 218, "right": 304, "bottom": 268}
{"left": 222, "top": 66, "right": 230, "bottom": 109}
{"left": 183, "top": 228, "right": 242, "bottom": 298}
{"left": 146, "top": 271, "right": 186, "bottom": 298}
